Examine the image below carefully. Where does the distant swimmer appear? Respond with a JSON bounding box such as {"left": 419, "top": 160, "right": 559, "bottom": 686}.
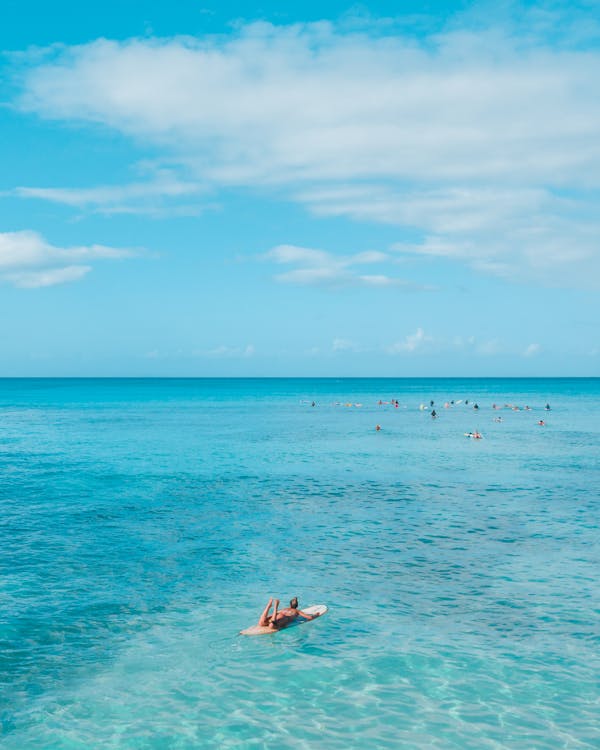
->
{"left": 311, "top": 401, "right": 316, "bottom": 407}
{"left": 538, "top": 420, "right": 546, "bottom": 426}
{"left": 545, "top": 403, "right": 551, "bottom": 410}
{"left": 494, "top": 417, "right": 503, "bottom": 423}
{"left": 375, "top": 424, "right": 381, "bottom": 431}
{"left": 431, "top": 409, "right": 437, "bottom": 418}
{"left": 465, "top": 431, "right": 482, "bottom": 439}
{"left": 430, "top": 400, "right": 434, "bottom": 407}
{"left": 257, "top": 597, "right": 322, "bottom": 631}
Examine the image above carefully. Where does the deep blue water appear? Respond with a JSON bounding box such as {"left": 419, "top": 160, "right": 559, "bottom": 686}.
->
{"left": 1, "top": 378, "right": 599, "bottom": 748}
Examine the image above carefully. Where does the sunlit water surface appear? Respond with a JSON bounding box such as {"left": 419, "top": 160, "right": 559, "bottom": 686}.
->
{"left": 1, "top": 378, "right": 598, "bottom": 748}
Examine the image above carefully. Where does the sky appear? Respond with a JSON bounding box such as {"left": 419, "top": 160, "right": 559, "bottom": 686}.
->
{"left": 0, "top": 0, "right": 599, "bottom": 376}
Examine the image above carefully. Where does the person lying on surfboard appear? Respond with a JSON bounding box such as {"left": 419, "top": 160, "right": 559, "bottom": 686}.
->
{"left": 258, "top": 597, "right": 322, "bottom": 630}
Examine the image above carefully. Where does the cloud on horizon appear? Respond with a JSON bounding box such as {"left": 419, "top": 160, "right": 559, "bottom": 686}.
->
{"left": 0, "top": 230, "right": 133, "bottom": 287}
{"left": 12, "top": 7, "right": 600, "bottom": 287}
{"left": 263, "top": 244, "right": 420, "bottom": 288}
{"left": 202, "top": 344, "right": 256, "bottom": 358}
{"left": 387, "top": 327, "right": 433, "bottom": 354}
{"left": 524, "top": 342, "right": 542, "bottom": 357}
{"left": 317, "top": 329, "right": 539, "bottom": 358}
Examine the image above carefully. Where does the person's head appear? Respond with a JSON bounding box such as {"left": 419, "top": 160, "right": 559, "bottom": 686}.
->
{"left": 290, "top": 597, "right": 298, "bottom": 609}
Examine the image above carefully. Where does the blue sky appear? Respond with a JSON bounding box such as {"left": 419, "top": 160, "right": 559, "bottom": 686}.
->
{"left": 0, "top": 0, "right": 598, "bottom": 376}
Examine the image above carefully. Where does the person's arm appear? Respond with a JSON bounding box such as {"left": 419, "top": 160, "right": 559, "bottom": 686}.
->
{"left": 297, "top": 609, "right": 320, "bottom": 620}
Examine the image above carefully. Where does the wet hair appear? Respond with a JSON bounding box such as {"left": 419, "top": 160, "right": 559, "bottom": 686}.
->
{"left": 290, "top": 597, "right": 298, "bottom": 609}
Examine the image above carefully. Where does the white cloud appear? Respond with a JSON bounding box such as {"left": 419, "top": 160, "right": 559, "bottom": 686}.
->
{"left": 304, "top": 185, "right": 600, "bottom": 287}
{"left": 263, "top": 243, "right": 412, "bottom": 287}
{"left": 12, "top": 171, "right": 208, "bottom": 216}
{"left": 203, "top": 344, "right": 255, "bottom": 358}
{"left": 266, "top": 244, "right": 333, "bottom": 267}
{"left": 274, "top": 267, "right": 345, "bottom": 285}
{"left": 14, "top": 13, "right": 600, "bottom": 286}
{"left": 280, "top": 329, "right": 549, "bottom": 359}
{"left": 332, "top": 338, "right": 358, "bottom": 352}
{"left": 524, "top": 342, "right": 542, "bottom": 357}
{"left": 5, "top": 265, "right": 92, "bottom": 288}
{"left": 19, "top": 26, "right": 600, "bottom": 187}
{"left": 0, "top": 230, "right": 132, "bottom": 288}
{"left": 387, "top": 327, "right": 433, "bottom": 354}
{"left": 386, "top": 330, "right": 508, "bottom": 356}
{"left": 477, "top": 338, "right": 502, "bottom": 356}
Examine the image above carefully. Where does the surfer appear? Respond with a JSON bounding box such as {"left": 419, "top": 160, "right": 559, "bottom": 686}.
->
{"left": 258, "top": 597, "right": 322, "bottom": 630}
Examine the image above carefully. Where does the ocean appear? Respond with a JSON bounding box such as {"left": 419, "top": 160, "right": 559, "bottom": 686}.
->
{"left": 1, "top": 378, "right": 598, "bottom": 749}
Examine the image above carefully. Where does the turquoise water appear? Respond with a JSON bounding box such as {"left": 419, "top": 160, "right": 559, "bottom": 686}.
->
{"left": 1, "top": 378, "right": 598, "bottom": 749}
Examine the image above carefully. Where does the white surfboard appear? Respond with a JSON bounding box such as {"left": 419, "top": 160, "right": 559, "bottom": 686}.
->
{"left": 240, "top": 605, "right": 328, "bottom": 636}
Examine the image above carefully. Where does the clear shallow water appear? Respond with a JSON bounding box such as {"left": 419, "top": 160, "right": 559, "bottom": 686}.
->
{"left": 1, "top": 378, "right": 598, "bottom": 749}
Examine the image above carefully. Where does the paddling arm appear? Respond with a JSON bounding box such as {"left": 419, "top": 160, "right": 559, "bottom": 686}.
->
{"left": 297, "top": 609, "right": 320, "bottom": 620}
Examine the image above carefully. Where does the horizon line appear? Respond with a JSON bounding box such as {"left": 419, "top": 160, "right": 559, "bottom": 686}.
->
{"left": 0, "top": 375, "right": 598, "bottom": 381}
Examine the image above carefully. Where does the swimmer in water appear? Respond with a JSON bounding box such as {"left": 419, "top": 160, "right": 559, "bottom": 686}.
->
{"left": 257, "top": 597, "right": 321, "bottom": 630}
